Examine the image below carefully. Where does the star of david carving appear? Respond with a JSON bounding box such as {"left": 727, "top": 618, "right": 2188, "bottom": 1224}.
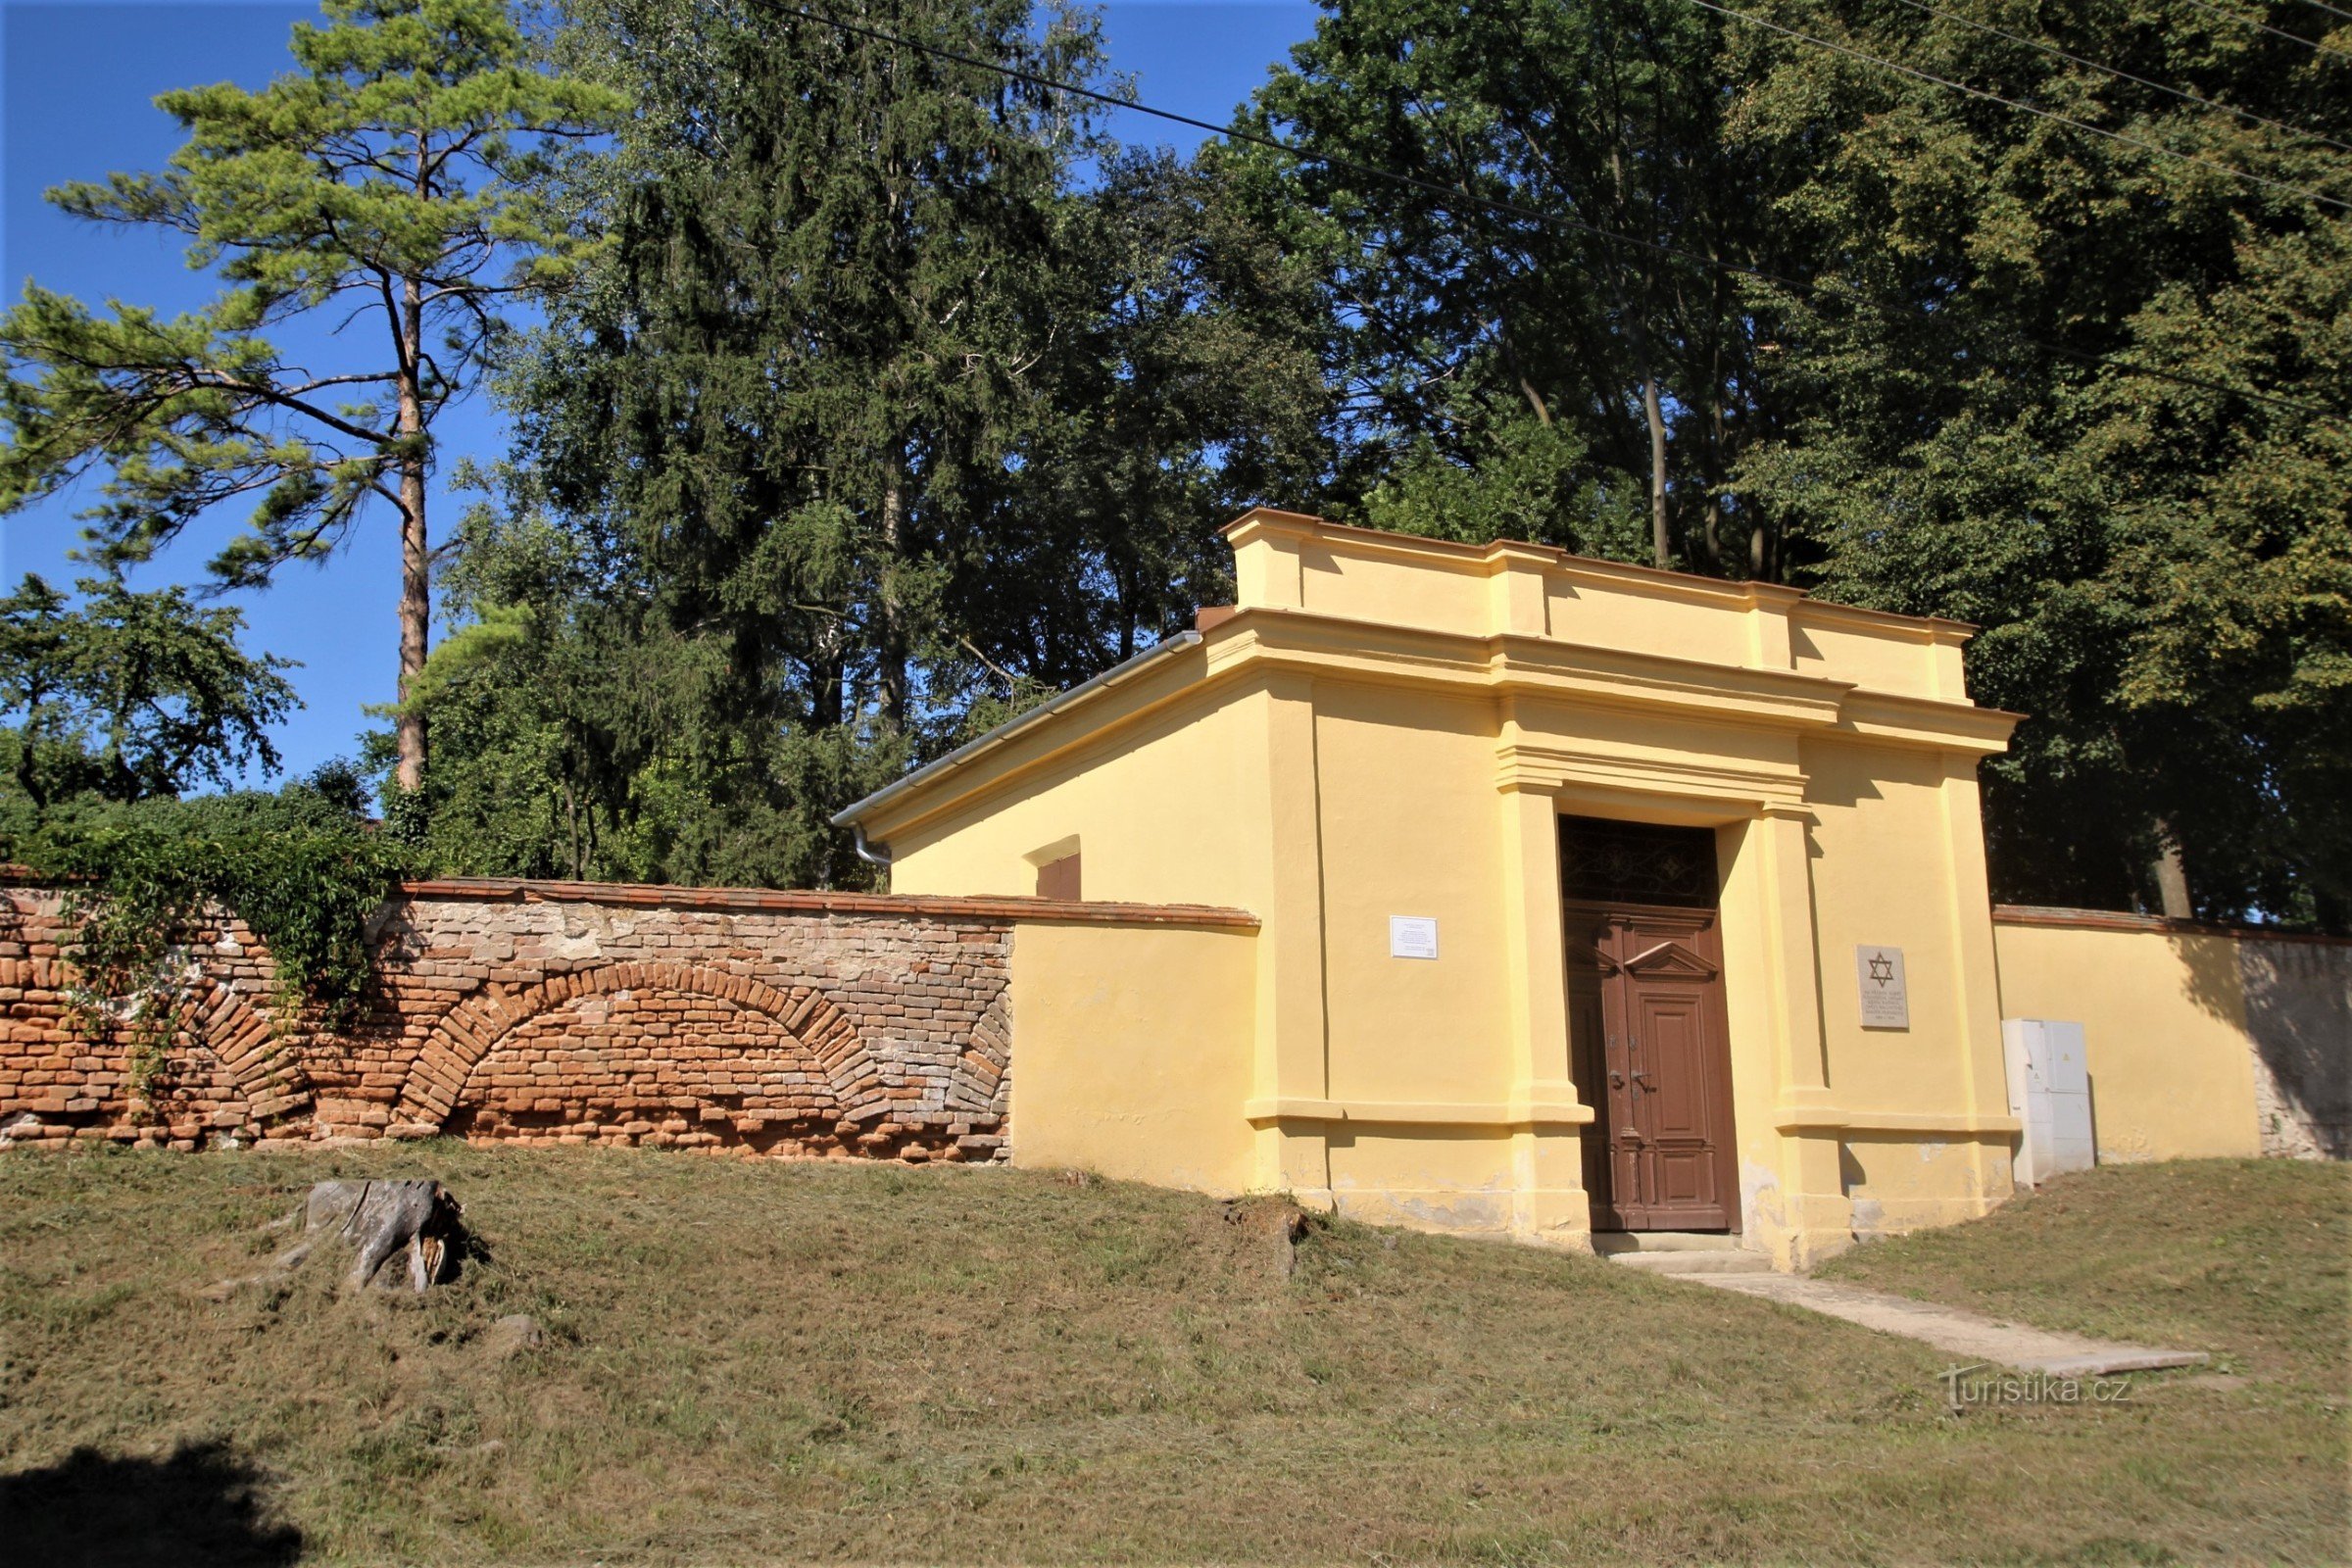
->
{"left": 1867, "top": 954, "right": 1895, "bottom": 988}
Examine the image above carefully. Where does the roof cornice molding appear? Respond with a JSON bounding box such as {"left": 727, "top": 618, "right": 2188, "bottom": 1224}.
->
{"left": 846, "top": 604, "right": 2016, "bottom": 841}
{"left": 1219, "top": 509, "right": 1976, "bottom": 640}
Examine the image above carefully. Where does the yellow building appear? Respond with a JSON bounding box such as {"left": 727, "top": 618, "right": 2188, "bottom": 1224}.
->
{"left": 839, "top": 509, "right": 2036, "bottom": 1268}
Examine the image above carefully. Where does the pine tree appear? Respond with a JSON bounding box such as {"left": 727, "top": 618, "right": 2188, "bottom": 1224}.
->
{"left": 0, "top": 0, "right": 623, "bottom": 792}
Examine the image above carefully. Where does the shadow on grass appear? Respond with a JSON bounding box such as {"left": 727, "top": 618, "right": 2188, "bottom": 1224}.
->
{"left": 0, "top": 1440, "right": 301, "bottom": 1565}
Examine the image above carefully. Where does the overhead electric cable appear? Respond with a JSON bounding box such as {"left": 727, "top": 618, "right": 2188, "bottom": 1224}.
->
{"left": 2285, "top": 0, "right": 2352, "bottom": 23}
{"left": 1686, "top": 0, "right": 2352, "bottom": 211}
{"left": 1886, "top": 0, "right": 2352, "bottom": 155}
{"left": 2178, "top": 0, "right": 2352, "bottom": 64}
{"left": 763, "top": 0, "right": 2346, "bottom": 425}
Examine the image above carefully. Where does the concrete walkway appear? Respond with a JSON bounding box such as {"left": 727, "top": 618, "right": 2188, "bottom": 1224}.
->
{"left": 1688, "top": 1270, "right": 2210, "bottom": 1377}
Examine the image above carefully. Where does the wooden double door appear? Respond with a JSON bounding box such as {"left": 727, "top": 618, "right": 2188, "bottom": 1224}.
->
{"left": 1561, "top": 819, "right": 1740, "bottom": 1233}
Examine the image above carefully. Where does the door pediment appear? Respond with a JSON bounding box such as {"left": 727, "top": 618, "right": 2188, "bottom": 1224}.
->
{"left": 1620, "top": 940, "right": 1720, "bottom": 981}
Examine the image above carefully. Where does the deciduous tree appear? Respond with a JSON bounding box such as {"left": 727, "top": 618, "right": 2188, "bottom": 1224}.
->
{"left": 0, "top": 574, "right": 296, "bottom": 810}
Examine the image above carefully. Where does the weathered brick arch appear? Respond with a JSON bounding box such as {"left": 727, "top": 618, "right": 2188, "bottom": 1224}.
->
{"left": 391, "top": 962, "right": 869, "bottom": 1131}
{"left": 950, "top": 996, "right": 1011, "bottom": 1120}
{"left": 181, "top": 979, "right": 315, "bottom": 1127}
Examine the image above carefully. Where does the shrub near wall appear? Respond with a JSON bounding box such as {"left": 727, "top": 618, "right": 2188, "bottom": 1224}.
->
{"left": 0, "top": 879, "right": 1023, "bottom": 1163}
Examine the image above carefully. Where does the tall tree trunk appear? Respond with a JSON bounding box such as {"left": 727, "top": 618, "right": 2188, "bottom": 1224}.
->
{"left": 2152, "top": 818, "right": 2193, "bottom": 919}
{"left": 1611, "top": 145, "right": 1671, "bottom": 571}
{"left": 1705, "top": 393, "right": 1727, "bottom": 569}
{"left": 394, "top": 272, "right": 429, "bottom": 793}
{"left": 560, "top": 775, "right": 583, "bottom": 880}
{"left": 1642, "top": 368, "right": 1670, "bottom": 571}
{"left": 812, "top": 644, "right": 845, "bottom": 730}
{"left": 877, "top": 440, "right": 908, "bottom": 728}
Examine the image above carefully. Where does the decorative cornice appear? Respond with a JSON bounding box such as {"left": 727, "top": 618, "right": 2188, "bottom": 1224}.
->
{"left": 1225, "top": 609, "right": 1858, "bottom": 734}
{"left": 1838, "top": 690, "right": 2023, "bottom": 755}
{"left": 1220, "top": 508, "right": 1975, "bottom": 635}
{"left": 1496, "top": 741, "right": 1809, "bottom": 814}
{"left": 1244, "top": 1095, "right": 1596, "bottom": 1129}
{"left": 845, "top": 581, "right": 2017, "bottom": 844}
{"left": 399, "top": 877, "right": 1259, "bottom": 930}
{"left": 1771, "top": 1104, "right": 2023, "bottom": 1137}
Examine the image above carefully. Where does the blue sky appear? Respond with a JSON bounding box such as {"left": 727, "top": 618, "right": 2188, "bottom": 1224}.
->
{"left": 0, "top": 0, "right": 1320, "bottom": 783}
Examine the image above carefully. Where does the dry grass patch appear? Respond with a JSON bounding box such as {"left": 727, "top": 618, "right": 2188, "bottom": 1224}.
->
{"left": 1, "top": 1147, "right": 2344, "bottom": 1564}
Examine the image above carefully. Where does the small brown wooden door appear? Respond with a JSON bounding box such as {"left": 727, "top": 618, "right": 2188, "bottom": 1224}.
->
{"left": 1561, "top": 818, "right": 1739, "bottom": 1233}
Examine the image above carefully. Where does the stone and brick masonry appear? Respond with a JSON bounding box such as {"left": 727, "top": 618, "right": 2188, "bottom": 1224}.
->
{"left": 0, "top": 878, "right": 1048, "bottom": 1163}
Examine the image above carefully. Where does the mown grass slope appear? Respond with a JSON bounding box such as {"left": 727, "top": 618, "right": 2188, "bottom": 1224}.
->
{"left": 2, "top": 1147, "right": 2343, "bottom": 1565}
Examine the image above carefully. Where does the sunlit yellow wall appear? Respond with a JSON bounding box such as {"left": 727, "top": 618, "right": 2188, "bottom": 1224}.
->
{"left": 1840, "top": 1138, "right": 2010, "bottom": 1236}
{"left": 1992, "top": 920, "right": 2263, "bottom": 1160}
{"left": 858, "top": 513, "right": 2025, "bottom": 1266}
{"left": 1791, "top": 618, "right": 1944, "bottom": 700}
{"left": 887, "top": 661, "right": 1267, "bottom": 911}
{"left": 1296, "top": 536, "right": 1491, "bottom": 637}
{"left": 1006, "top": 919, "right": 1258, "bottom": 1191}
{"left": 1238, "top": 511, "right": 1971, "bottom": 698}
{"left": 1324, "top": 1128, "right": 1522, "bottom": 1233}
{"left": 1312, "top": 684, "right": 1512, "bottom": 1106}
{"left": 1545, "top": 575, "right": 1754, "bottom": 668}
{"left": 1805, "top": 741, "right": 1980, "bottom": 1113}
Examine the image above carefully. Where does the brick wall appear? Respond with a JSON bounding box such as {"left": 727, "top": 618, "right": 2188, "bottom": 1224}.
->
{"left": 0, "top": 878, "right": 1054, "bottom": 1162}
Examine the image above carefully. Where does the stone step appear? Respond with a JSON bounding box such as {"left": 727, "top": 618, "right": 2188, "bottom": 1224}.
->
{"left": 1591, "top": 1230, "right": 1745, "bottom": 1254}
{"left": 1605, "top": 1250, "right": 1776, "bottom": 1275}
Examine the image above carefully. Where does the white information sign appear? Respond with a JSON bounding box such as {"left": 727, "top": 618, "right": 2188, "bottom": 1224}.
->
{"left": 1389, "top": 915, "right": 1440, "bottom": 960}
{"left": 1855, "top": 945, "right": 1910, "bottom": 1029}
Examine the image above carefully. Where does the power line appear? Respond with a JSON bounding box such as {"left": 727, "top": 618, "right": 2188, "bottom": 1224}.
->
{"left": 1886, "top": 0, "right": 2352, "bottom": 156}
{"left": 2284, "top": 0, "right": 2352, "bottom": 24}
{"left": 2178, "top": 0, "right": 2352, "bottom": 64}
{"left": 761, "top": 0, "right": 2343, "bottom": 425}
{"left": 1690, "top": 0, "right": 2352, "bottom": 212}
{"left": 773, "top": 1, "right": 1762, "bottom": 277}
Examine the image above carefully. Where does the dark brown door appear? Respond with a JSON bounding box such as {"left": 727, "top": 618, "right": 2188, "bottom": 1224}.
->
{"left": 1560, "top": 818, "right": 1739, "bottom": 1233}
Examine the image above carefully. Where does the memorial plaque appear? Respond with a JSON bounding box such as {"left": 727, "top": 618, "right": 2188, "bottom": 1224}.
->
{"left": 1855, "top": 945, "right": 1909, "bottom": 1029}
{"left": 1390, "top": 915, "right": 1440, "bottom": 960}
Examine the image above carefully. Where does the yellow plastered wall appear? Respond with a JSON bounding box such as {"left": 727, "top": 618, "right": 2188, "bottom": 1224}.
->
{"left": 1312, "top": 683, "right": 1512, "bottom": 1107}
{"left": 1805, "top": 740, "right": 1981, "bottom": 1114}
{"left": 887, "top": 669, "right": 1263, "bottom": 911}
{"left": 1006, "top": 919, "right": 1258, "bottom": 1191}
{"left": 858, "top": 514, "right": 2026, "bottom": 1264}
{"left": 1544, "top": 576, "right": 1753, "bottom": 668}
{"left": 1841, "top": 1138, "right": 2006, "bottom": 1236}
{"left": 1711, "top": 816, "right": 1811, "bottom": 1249}
{"left": 1323, "top": 1128, "right": 1523, "bottom": 1233}
{"left": 1992, "top": 921, "right": 2263, "bottom": 1160}
{"left": 1790, "top": 618, "right": 1941, "bottom": 700}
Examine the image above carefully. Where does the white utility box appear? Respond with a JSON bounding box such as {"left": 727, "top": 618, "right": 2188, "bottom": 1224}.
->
{"left": 2001, "top": 1018, "right": 2095, "bottom": 1188}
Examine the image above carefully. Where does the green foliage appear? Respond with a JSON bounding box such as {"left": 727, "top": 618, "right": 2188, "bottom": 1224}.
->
{"left": 0, "top": 545, "right": 403, "bottom": 1080}
{"left": 3, "top": 768, "right": 410, "bottom": 1109}
{"left": 409, "top": 0, "right": 1327, "bottom": 887}
{"left": 0, "top": 572, "right": 296, "bottom": 809}
{"left": 1003, "top": 148, "right": 1332, "bottom": 668}
{"left": 1226, "top": 0, "right": 1769, "bottom": 571}
{"left": 0, "top": 0, "right": 626, "bottom": 786}
{"left": 17, "top": 0, "right": 2334, "bottom": 929}
{"left": 1222, "top": 0, "right": 2351, "bottom": 927}
{"left": 1357, "top": 416, "right": 1650, "bottom": 560}
{"left": 379, "top": 481, "right": 914, "bottom": 886}
{"left": 1721, "top": 0, "right": 2352, "bottom": 925}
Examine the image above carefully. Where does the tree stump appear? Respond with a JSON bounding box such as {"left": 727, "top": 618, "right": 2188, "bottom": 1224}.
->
{"left": 202, "top": 1179, "right": 468, "bottom": 1301}
{"left": 298, "top": 1180, "right": 466, "bottom": 1292}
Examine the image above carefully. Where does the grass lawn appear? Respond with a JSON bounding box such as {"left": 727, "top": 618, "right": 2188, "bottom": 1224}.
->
{"left": 1, "top": 1148, "right": 2343, "bottom": 1565}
